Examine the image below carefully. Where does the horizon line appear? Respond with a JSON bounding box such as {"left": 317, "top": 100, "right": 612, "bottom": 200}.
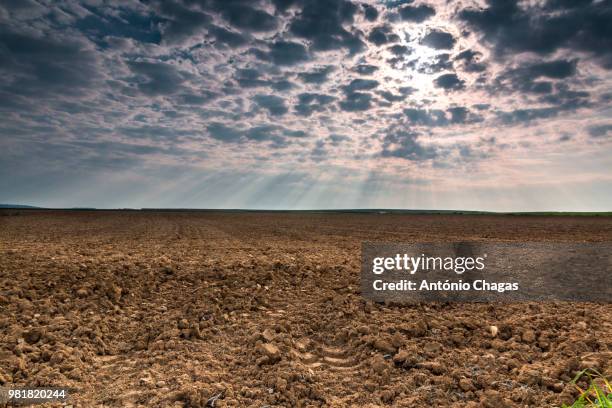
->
{"left": 1, "top": 204, "right": 611, "bottom": 215}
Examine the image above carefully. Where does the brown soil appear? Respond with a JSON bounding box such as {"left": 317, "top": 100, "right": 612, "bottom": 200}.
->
{"left": 0, "top": 211, "right": 610, "bottom": 407}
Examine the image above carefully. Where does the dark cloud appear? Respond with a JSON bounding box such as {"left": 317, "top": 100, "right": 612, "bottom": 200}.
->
{"left": 253, "top": 94, "right": 288, "bottom": 116}
{"left": 378, "top": 90, "right": 406, "bottom": 102}
{"left": 207, "top": 122, "right": 305, "bottom": 146}
{"left": 363, "top": 4, "right": 379, "bottom": 21}
{"left": 289, "top": 0, "right": 364, "bottom": 55}
{"left": 0, "top": 26, "right": 99, "bottom": 98}
{"left": 389, "top": 44, "right": 410, "bottom": 56}
{"left": 207, "top": 122, "right": 243, "bottom": 142}
{"left": 496, "top": 107, "right": 561, "bottom": 124}
{"left": 419, "top": 53, "right": 453, "bottom": 74}
{"left": 522, "top": 59, "right": 578, "bottom": 78}
{"left": 127, "top": 61, "right": 187, "bottom": 96}
{"left": 493, "top": 60, "right": 588, "bottom": 108}
{"left": 207, "top": 25, "right": 249, "bottom": 48}
{"left": 213, "top": 1, "right": 277, "bottom": 32}
{"left": 352, "top": 64, "right": 378, "bottom": 75}
{"left": 494, "top": 59, "right": 578, "bottom": 96}
{"left": 539, "top": 84, "right": 590, "bottom": 109}
{"left": 460, "top": 0, "right": 612, "bottom": 68}
{"left": 74, "top": 6, "right": 163, "bottom": 45}
{"left": 156, "top": 1, "right": 212, "bottom": 43}
{"left": 177, "top": 91, "right": 217, "bottom": 105}
{"left": 329, "top": 134, "right": 350, "bottom": 145}
{"left": 403, "top": 107, "right": 481, "bottom": 126}
{"left": 339, "top": 92, "right": 372, "bottom": 111}
{"left": 381, "top": 130, "right": 437, "bottom": 161}
{"left": 588, "top": 124, "right": 612, "bottom": 138}
{"left": 434, "top": 73, "right": 464, "bottom": 90}
{"left": 397, "top": 4, "right": 435, "bottom": 22}
{"left": 295, "top": 93, "right": 335, "bottom": 116}
{"left": 343, "top": 78, "right": 379, "bottom": 93}
{"left": 267, "top": 41, "right": 310, "bottom": 65}
{"left": 454, "top": 49, "right": 486, "bottom": 72}
{"left": 421, "top": 29, "right": 456, "bottom": 50}
{"left": 297, "top": 66, "right": 335, "bottom": 84}
{"left": 234, "top": 68, "right": 294, "bottom": 90}
{"left": 119, "top": 125, "right": 194, "bottom": 140}
{"left": 367, "top": 25, "right": 399, "bottom": 46}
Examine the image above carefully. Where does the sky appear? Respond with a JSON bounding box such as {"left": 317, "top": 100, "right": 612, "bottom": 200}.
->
{"left": 0, "top": 0, "right": 611, "bottom": 211}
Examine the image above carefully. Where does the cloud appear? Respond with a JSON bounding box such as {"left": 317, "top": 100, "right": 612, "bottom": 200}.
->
{"left": 289, "top": 0, "right": 364, "bottom": 55}
{"left": 214, "top": 2, "right": 277, "bottom": 32}
{"left": 381, "top": 130, "right": 437, "bottom": 161}
{"left": 343, "top": 78, "right": 379, "bottom": 93}
{"left": 421, "top": 29, "right": 455, "bottom": 50}
{"left": 367, "top": 24, "right": 399, "bottom": 46}
{"left": 207, "top": 25, "right": 249, "bottom": 48}
{"left": 361, "top": 4, "right": 378, "bottom": 21}
{"left": 156, "top": 1, "right": 212, "bottom": 44}
{"left": 496, "top": 107, "right": 560, "bottom": 125}
{"left": 295, "top": 93, "right": 336, "bottom": 116}
{"left": 253, "top": 94, "right": 288, "bottom": 116}
{"left": 267, "top": 40, "right": 310, "bottom": 65}
{"left": 434, "top": 73, "right": 464, "bottom": 90}
{"left": 126, "top": 61, "right": 188, "bottom": 96}
{"left": 339, "top": 92, "right": 372, "bottom": 111}
{"left": 588, "top": 124, "right": 612, "bottom": 138}
{"left": 460, "top": 0, "right": 612, "bottom": 68}
{"left": 389, "top": 44, "right": 410, "bottom": 56}
{"left": 403, "top": 107, "right": 480, "bottom": 126}
{"left": 0, "top": 26, "right": 100, "bottom": 98}
{"left": 207, "top": 122, "right": 306, "bottom": 146}
{"left": 352, "top": 64, "right": 378, "bottom": 75}
{"left": 297, "top": 66, "right": 335, "bottom": 84}
{"left": 397, "top": 4, "right": 435, "bottom": 22}
{"left": 454, "top": 49, "right": 486, "bottom": 72}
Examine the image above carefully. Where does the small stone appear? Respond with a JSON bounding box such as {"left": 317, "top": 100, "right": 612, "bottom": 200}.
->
{"left": 423, "top": 341, "right": 442, "bottom": 354}
{"left": 550, "top": 382, "right": 564, "bottom": 393}
{"left": 459, "top": 378, "right": 474, "bottom": 392}
{"left": 139, "top": 377, "right": 153, "bottom": 386}
{"left": 419, "top": 361, "right": 444, "bottom": 375}
{"left": 106, "top": 284, "right": 122, "bottom": 302}
{"left": 488, "top": 325, "right": 498, "bottom": 338}
{"left": 390, "top": 332, "right": 405, "bottom": 348}
{"left": 481, "top": 390, "right": 510, "bottom": 408}
{"left": 373, "top": 339, "right": 396, "bottom": 354}
{"left": 24, "top": 329, "right": 42, "bottom": 344}
{"left": 262, "top": 329, "right": 275, "bottom": 342}
{"left": 371, "top": 354, "right": 387, "bottom": 374}
{"left": 259, "top": 343, "right": 280, "bottom": 364}
{"left": 519, "top": 367, "right": 542, "bottom": 386}
{"left": 522, "top": 329, "right": 536, "bottom": 343}
{"left": 177, "top": 319, "right": 189, "bottom": 329}
{"left": 76, "top": 288, "right": 88, "bottom": 298}
{"left": 392, "top": 350, "right": 409, "bottom": 365}
{"left": 275, "top": 378, "right": 287, "bottom": 391}
{"left": 576, "top": 321, "right": 587, "bottom": 330}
